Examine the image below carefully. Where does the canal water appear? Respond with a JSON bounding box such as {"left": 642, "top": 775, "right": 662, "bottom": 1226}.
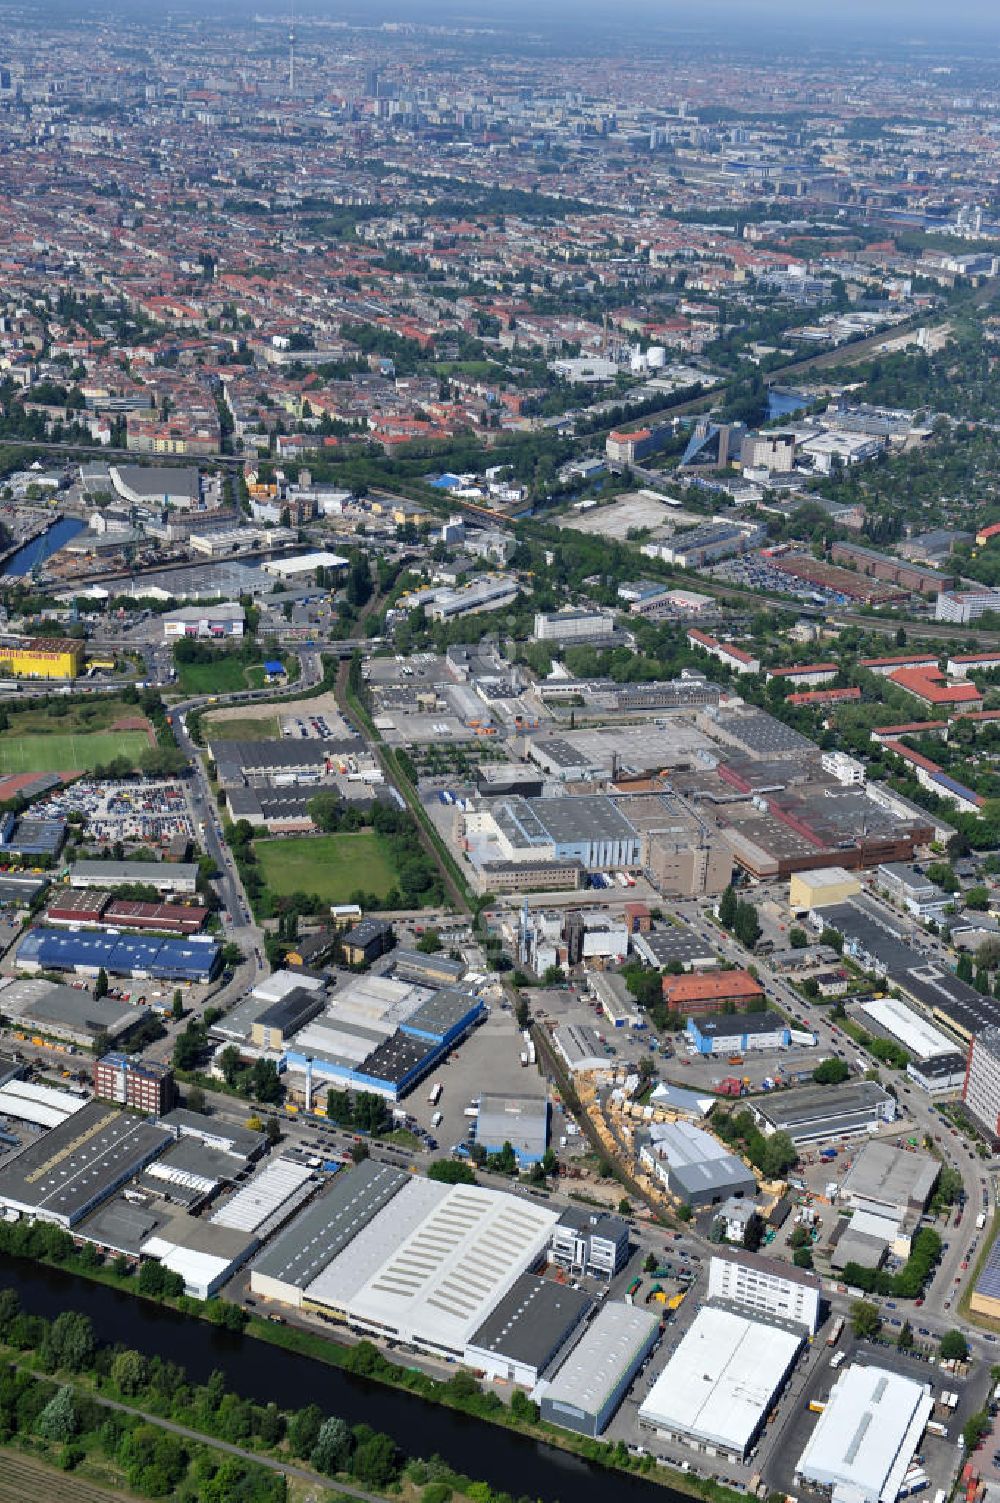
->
{"left": 2, "top": 515, "right": 85, "bottom": 576}
{"left": 766, "top": 389, "right": 809, "bottom": 422}
{"left": 0, "top": 1257, "right": 673, "bottom": 1503}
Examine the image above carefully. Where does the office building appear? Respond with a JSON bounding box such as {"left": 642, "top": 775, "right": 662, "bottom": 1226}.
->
{"left": 549, "top": 1207, "right": 630, "bottom": 1281}
{"left": 94, "top": 1053, "right": 175, "bottom": 1116}
{"left": 936, "top": 589, "right": 1000, "bottom": 624}
{"left": 963, "top": 1026, "right": 1000, "bottom": 1141}
{"left": 876, "top": 863, "right": 951, "bottom": 920}
{"left": 686, "top": 628, "right": 760, "bottom": 675}
{"left": 532, "top": 609, "right": 616, "bottom": 644}
{"left": 707, "top": 1249, "right": 820, "bottom": 1333}
{"left": 794, "top": 1365, "right": 934, "bottom": 1503}
{"left": 341, "top": 918, "right": 395, "bottom": 967}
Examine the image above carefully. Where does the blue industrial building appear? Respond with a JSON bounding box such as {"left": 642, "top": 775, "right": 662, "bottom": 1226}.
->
{"left": 16, "top": 926, "right": 221, "bottom": 982}
{"left": 685, "top": 1011, "right": 791, "bottom": 1056}
{"left": 0, "top": 812, "right": 65, "bottom": 859}
{"left": 283, "top": 987, "right": 486, "bottom": 1102}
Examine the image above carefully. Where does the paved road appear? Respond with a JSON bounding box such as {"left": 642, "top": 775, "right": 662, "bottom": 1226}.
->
{"left": 165, "top": 645, "right": 326, "bottom": 991}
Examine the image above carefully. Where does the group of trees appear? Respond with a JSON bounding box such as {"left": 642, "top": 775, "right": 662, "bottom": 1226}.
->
{"left": 843, "top": 1226, "right": 943, "bottom": 1299}
{"left": 714, "top": 1107, "right": 798, "bottom": 1179}
{"left": 171, "top": 1012, "right": 221, "bottom": 1074}
{"left": 0, "top": 1290, "right": 401, "bottom": 1499}
{"left": 324, "top": 1088, "right": 388, "bottom": 1135}
{"left": 718, "top": 884, "right": 762, "bottom": 950}
{"left": 812, "top": 1056, "right": 850, "bottom": 1085}
{"left": 218, "top": 1045, "right": 283, "bottom": 1106}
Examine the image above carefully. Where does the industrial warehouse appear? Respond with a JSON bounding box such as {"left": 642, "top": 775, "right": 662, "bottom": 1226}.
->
{"left": 794, "top": 1365, "right": 934, "bottom": 1503}
{"left": 15, "top": 926, "right": 221, "bottom": 982}
{"left": 638, "top": 1305, "right": 803, "bottom": 1459}
{"left": 279, "top": 971, "right": 487, "bottom": 1102}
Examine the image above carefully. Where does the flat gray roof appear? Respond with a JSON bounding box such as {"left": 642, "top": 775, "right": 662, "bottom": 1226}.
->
{"left": 542, "top": 1302, "right": 659, "bottom": 1417}
{"left": 0, "top": 1100, "right": 170, "bottom": 1224}
{"left": 496, "top": 795, "right": 638, "bottom": 849}
{"left": 76, "top": 1195, "right": 164, "bottom": 1255}
{"left": 0, "top": 977, "right": 145, "bottom": 1039}
{"left": 477, "top": 1095, "right": 549, "bottom": 1158}
{"left": 467, "top": 1273, "right": 592, "bottom": 1368}
{"left": 251, "top": 1160, "right": 408, "bottom": 1289}
{"left": 160, "top": 1108, "right": 265, "bottom": 1160}
{"left": 69, "top": 860, "right": 199, "bottom": 885}
{"left": 840, "top": 1139, "right": 938, "bottom": 1211}
{"left": 758, "top": 1081, "right": 892, "bottom": 1134}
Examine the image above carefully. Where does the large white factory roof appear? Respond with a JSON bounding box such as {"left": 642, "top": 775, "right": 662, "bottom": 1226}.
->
{"left": 305, "top": 1176, "right": 447, "bottom": 1311}
{"left": 639, "top": 1306, "right": 801, "bottom": 1454}
{"left": 858, "top": 996, "right": 956, "bottom": 1064}
{"left": 795, "top": 1364, "right": 933, "bottom": 1503}
{"left": 308, "top": 1178, "right": 558, "bottom": 1355}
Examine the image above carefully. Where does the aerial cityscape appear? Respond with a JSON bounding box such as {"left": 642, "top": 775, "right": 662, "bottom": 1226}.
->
{"left": 6, "top": 3, "right": 1000, "bottom": 1503}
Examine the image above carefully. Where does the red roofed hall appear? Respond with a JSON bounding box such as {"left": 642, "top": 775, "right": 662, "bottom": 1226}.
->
{"left": 662, "top": 969, "right": 765, "bottom": 1015}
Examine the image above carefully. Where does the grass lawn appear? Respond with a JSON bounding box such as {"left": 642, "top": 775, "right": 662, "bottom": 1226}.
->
{"left": 2, "top": 698, "right": 135, "bottom": 735}
{"left": 176, "top": 658, "right": 254, "bottom": 695}
{"left": 255, "top": 831, "right": 399, "bottom": 902}
{"left": 0, "top": 730, "right": 150, "bottom": 774}
{"left": 203, "top": 714, "right": 280, "bottom": 741}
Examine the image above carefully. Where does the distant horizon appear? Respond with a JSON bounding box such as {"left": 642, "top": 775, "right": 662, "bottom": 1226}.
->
{"left": 7, "top": 0, "right": 1000, "bottom": 45}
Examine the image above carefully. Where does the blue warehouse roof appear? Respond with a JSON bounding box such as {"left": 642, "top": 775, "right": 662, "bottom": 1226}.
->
{"left": 17, "top": 926, "right": 220, "bottom": 981}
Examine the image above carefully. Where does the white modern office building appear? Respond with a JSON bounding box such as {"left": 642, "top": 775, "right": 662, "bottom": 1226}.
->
{"left": 707, "top": 1250, "right": 821, "bottom": 1334}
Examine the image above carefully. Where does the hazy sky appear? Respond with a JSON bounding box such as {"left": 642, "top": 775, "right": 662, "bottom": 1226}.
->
{"left": 312, "top": 0, "right": 1000, "bottom": 44}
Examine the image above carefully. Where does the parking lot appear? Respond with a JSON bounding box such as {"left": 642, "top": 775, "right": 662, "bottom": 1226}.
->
{"left": 405, "top": 1002, "right": 547, "bottom": 1153}
{"left": 281, "top": 708, "right": 354, "bottom": 740}
{"left": 710, "top": 551, "right": 840, "bottom": 605}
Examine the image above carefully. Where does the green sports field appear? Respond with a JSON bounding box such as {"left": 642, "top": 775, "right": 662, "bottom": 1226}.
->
{"left": 175, "top": 658, "right": 253, "bottom": 695}
{"left": 0, "top": 730, "right": 150, "bottom": 775}
{"left": 255, "top": 832, "right": 399, "bottom": 903}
